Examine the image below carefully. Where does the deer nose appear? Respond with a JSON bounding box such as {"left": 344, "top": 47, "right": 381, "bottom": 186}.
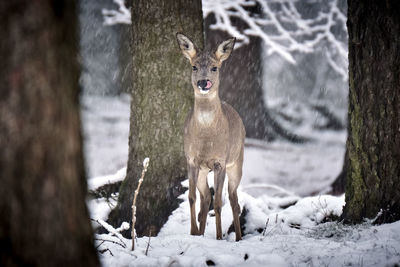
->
{"left": 197, "top": 80, "right": 208, "bottom": 89}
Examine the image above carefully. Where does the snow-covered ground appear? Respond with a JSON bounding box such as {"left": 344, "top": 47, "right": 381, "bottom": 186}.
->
{"left": 82, "top": 94, "right": 400, "bottom": 267}
{"left": 81, "top": 94, "right": 131, "bottom": 178}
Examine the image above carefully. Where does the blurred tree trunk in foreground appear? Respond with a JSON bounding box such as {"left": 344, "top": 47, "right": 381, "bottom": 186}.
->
{"left": 108, "top": 0, "right": 204, "bottom": 237}
{"left": 342, "top": 0, "right": 400, "bottom": 223}
{"left": 0, "top": 1, "right": 99, "bottom": 266}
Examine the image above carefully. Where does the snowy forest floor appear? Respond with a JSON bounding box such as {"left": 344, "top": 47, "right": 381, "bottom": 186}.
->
{"left": 81, "top": 94, "right": 400, "bottom": 267}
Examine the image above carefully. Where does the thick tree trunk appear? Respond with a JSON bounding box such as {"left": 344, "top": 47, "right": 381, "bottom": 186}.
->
{"left": 205, "top": 9, "right": 307, "bottom": 142}
{"left": 108, "top": 0, "right": 204, "bottom": 237}
{"left": 342, "top": 0, "right": 400, "bottom": 223}
{"left": 0, "top": 1, "right": 99, "bottom": 266}
{"left": 330, "top": 150, "right": 348, "bottom": 195}
{"left": 205, "top": 13, "right": 270, "bottom": 140}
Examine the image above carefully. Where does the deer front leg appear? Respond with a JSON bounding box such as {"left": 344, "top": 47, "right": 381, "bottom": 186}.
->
{"left": 213, "top": 162, "right": 226, "bottom": 240}
{"left": 228, "top": 182, "right": 241, "bottom": 241}
{"left": 197, "top": 168, "right": 211, "bottom": 235}
{"left": 188, "top": 163, "right": 199, "bottom": 235}
{"left": 227, "top": 161, "right": 243, "bottom": 241}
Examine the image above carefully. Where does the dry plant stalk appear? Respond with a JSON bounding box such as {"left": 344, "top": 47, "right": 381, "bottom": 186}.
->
{"left": 131, "top": 157, "right": 150, "bottom": 251}
{"left": 145, "top": 229, "right": 151, "bottom": 256}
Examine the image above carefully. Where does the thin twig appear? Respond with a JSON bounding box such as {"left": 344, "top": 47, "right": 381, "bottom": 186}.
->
{"left": 98, "top": 248, "right": 114, "bottom": 256}
{"left": 96, "top": 240, "right": 106, "bottom": 249}
{"left": 91, "top": 219, "right": 127, "bottom": 248}
{"left": 262, "top": 218, "right": 270, "bottom": 236}
{"left": 94, "top": 238, "right": 125, "bottom": 249}
{"left": 145, "top": 230, "right": 152, "bottom": 256}
{"left": 132, "top": 157, "right": 150, "bottom": 251}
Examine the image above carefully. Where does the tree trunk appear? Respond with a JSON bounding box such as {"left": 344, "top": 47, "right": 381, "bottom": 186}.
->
{"left": 108, "top": 0, "right": 204, "bottom": 237}
{"left": 205, "top": 8, "right": 307, "bottom": 142}
{"left": 342, "top": 0, "right": 400, "bottom": 224}
{"left": 330, "top": 150, "right": 348, "bottom": 195}
{"left": 0, "top": 1, "right": 99, "bottom": 266}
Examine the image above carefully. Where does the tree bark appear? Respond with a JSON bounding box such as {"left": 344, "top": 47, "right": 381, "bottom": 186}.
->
{"left": 0, "top": 1, "right": 99, "bottom": 266}
{"left": 108, "top": 0, "right": 204, "bottom": 237}
{"left": 330, "top": 150, "right": 348, "bottom": 195}
{"left": 342, "top": 0, "right": 400, "bottom": 223}
{"left": 205, "top": 8, "right": 307, "bottom": 142}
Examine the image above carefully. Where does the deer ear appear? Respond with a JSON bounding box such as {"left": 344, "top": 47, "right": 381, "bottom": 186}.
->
{"left": 215, "top": 37, "right": 235, "bottom": 63}
{"left": 176, "top": 33, "right": 197, "bottom": 62}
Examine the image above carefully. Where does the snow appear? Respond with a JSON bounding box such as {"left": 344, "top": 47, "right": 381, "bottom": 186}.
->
{"left": 101, "top": 0, "right": 348, "bottom": 79}
{"left": 83, "top": 94, "right": 400, "bottom": 267}
{"left": 81, "top": 94, "right": 130, "bottom": 178}
{"left": 203, "top": 0, "right": 348, "bottom": 80}
{"left": 242, "top": 139, "right": 345, "bottom": 197}
{"left": 102, "top": 0, "right": 131, "bottom": 25}
{"left": 88, "top": 196, "right": 117, "bottom": 222}
{"left": 143, "top": 157, "right": 150, "bottom": 168}
{"left": 88, "top": 167, "right": 127, "bottom": 191}
{"left": 96, "top": 213, "right": 400, "bottom": 267}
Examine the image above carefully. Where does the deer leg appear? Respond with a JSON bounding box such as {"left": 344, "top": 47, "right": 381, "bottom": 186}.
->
{"left": 197, "top": 168, "right": 211, "bottom": 235}
{"left": 227, "top": 154, "right": 243, "bottom": 241}
{"left": 213, "top": 162, "right": 226, "bottom": 240}
{"left": 228, "top": 179, "right": 241, "bottom": 241}
{"left": 188, "top": 163, "right": 199, "bottom": 235}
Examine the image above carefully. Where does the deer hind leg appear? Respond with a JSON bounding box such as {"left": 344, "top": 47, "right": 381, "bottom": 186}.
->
{"left": 197, "top": 168, "right": 211, "bottom": 235}
{"left": 188, "top": 163, "right": 199, "bottom": 235}
{"left": 227, "top": 161, "right": 243, "bottom": 241}
{"left": 213, "top": 162, "right": 226, "bottom": 240}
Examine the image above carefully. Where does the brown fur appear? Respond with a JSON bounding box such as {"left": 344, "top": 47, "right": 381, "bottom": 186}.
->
{"left": 176, "top": 33, "right": 245, "bottom": 241}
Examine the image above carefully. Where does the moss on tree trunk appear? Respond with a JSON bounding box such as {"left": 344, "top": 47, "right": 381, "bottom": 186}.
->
{"left": 108, "top": 0, "right": 204, "bottom": 237}
{"left": 0, "top": 1, "right": 99, "bottom": 266}
{"left": 342, "top": 0, "right": 400, "bottom": 223}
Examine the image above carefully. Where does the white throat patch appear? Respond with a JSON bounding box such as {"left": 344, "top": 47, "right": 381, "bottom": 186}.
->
{"left": 198, "top": 86, "right": 210, "bottom": 95}
{"left": 196, "top": 110, "right": 215, "bottom": 124}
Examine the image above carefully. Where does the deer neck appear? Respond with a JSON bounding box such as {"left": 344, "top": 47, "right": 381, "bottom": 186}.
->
{"left": 193, "top": 91, "right": 222, "bottom": 126}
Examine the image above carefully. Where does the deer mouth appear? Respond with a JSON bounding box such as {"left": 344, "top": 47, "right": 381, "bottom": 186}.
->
{"left": 198, "top": 80, "right": 213, "bottom": 94}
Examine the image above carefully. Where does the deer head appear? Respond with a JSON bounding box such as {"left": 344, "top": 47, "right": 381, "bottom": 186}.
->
{"left": 176, "top": 33, "right": 235, "bottom": 98}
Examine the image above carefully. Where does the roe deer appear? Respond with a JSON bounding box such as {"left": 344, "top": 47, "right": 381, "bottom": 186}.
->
{"left": 176, "top": 33, "right": 245, "bottom": 241}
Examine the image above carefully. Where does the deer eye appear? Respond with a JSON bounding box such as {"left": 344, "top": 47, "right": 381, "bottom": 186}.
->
{"left": 211, "top": 67, "right": 217, "bottom": 72}
{"left": 192, "top": 66, "right": 198, "bottom": 71}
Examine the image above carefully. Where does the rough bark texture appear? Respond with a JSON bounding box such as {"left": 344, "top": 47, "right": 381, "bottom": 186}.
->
{"left": 108, "top": 0, "right": 204, "bottom": 237}
{"left": 342, "top": 0, "right": 400, "bottom": 223}
{"left": 0, "top": 1, "right": 99, "bottom": 266}
{"left": 205, "top": 10, "right": 307, "bottom": 142}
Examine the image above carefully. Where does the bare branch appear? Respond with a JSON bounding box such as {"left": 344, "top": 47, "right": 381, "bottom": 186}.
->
{"left": 102, "top": 0, "right": 131, "bottom": 25}
{"left": 94, "top": 237, "right": 125, "bottom": 249}
{"left": 92, "top": 219, "right": 127, "bottom": 248}
{"left": 98, "top": 248, "right": 114, "bottom": 256}
{"left": 203, "top": 0, "right": 348, "bottom": 80}
{"left": 145, "top": 230, "right": 152, "bottom": 256}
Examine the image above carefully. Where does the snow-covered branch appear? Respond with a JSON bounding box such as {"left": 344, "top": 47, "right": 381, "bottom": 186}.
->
{"left": 101, "top": 0, "right": 348, "bottom": 80}
{"left": 203, "top": 0, "right": 348, "bottom": 80}
{"left": 102, "top": 0, "right": 131, "bottom": 25}
{"left": 92, "top": 219, "right": 129, "bottom": 249}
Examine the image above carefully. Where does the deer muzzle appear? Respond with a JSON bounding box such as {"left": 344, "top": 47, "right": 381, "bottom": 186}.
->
{"left": 197, "top": 80, "right": 213, "bottom": 94}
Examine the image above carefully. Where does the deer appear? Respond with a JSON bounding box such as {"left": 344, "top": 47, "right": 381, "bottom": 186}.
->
{"left": 176, "top": 33, "right": 245, "bottom": 241}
